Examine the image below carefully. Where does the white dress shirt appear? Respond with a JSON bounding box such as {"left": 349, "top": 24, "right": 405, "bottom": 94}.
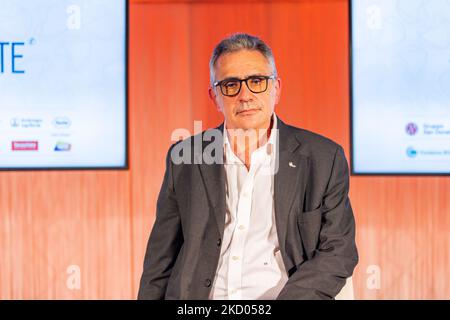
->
{"left": 209, "top": 113, "right": 288, "bottom": 300}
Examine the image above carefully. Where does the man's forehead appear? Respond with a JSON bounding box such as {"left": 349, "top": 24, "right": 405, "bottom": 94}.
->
{"left": 214, "top": 50, "right": 272, "bottom": 79}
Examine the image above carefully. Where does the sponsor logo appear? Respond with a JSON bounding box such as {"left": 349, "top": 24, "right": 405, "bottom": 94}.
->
{"left": 405, "top": 122, "right": 418, "bottom": 135}
{"left": 10, "top": 117, "right": 43, "bottom": 128}
{"left": 52, "top": 117, "right": 72, "bottom": 129}
{"left": 54, "top": 142, "right": 71, "bottom": 151}
{"left": 10, "top": 118, "right": 20, "bottom": 128}
{"left": 12, "top": 141, "right": 38, "bottom": 151}
{"left": 423, "top": 124, "right": 450, "bottom": 135}
{"left": 406, "top": 146, "right": 417, "bottom": 158}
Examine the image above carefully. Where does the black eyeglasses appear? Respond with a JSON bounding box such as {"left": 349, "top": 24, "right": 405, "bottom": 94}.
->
{"left": 213, "top": 75, "right": 276, "bottom": 97}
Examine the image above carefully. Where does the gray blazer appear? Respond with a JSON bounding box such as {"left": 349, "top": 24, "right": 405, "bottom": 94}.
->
{"left": 138, "top": 117, "right": 358, "bottom": 300}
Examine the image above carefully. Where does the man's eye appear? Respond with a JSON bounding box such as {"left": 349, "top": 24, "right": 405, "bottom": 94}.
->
{"left": 249, "top": 78, "right": 263, "bottom": 85}
{"left": 224, "top": 82, "right": 238, "bottom": 88}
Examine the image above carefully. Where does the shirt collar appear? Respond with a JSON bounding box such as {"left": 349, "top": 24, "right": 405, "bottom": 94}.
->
{"left": 223, "top": 113, "right": 278, "bottom": 159}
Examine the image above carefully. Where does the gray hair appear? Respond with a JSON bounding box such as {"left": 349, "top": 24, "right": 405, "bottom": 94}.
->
{"left": 209, "top": 33, "right": 278, "bottom": 86}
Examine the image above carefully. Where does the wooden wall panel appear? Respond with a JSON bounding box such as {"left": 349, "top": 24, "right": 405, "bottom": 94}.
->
{"left": 351, "top": 177, "right": 450, "bottom": 299}
{"left": 1, "top": 0, "right": 449, "bottom": 299}
{"left": 0, "top": 171, "right": 132, "bottom": 299}
{"left": 128, "top": 2, "right": 193, "bottom": 297}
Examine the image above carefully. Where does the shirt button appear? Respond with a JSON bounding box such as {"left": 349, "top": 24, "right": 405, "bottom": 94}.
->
{"left": 238, "top": 225, "right": 245, "bottom": 230}
{"left": 232, "top": 256, "right": 239, "bottom": 261}
{"left": 204, "top": 279, "right": 211, "bottom": 287}
{"left": 217, "top": 238, "right": 221, "bottom": 247}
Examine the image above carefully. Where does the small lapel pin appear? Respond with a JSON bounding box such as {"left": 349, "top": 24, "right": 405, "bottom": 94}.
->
{"left": 289, "top": 162, "right": 296, "bottom": 168}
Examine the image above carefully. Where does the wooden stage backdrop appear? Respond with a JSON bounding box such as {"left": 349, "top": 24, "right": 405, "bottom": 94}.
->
{"left": 1, "top": 0, "right": 449, "bottom": 299}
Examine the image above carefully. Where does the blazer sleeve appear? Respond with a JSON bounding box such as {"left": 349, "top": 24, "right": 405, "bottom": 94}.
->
{"left": 137, "top": 144, "right": 183, "bottom": 300}
{"left": 277, "top": 145, "right": 358, "bottom": 300}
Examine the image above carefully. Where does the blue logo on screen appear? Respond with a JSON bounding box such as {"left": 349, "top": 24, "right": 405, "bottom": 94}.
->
{"left": 406, "top": 147, "right": 418, "bottom": 158}
{"left": 0, "top": 41, "right": 26, "bottom": 74}
{"left": 54, "top": 142, "right": 71, "bottom": 152}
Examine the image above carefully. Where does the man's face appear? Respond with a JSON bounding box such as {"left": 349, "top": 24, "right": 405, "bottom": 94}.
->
{"left": 209, "top": 50, "right": 281, "bottom": 130}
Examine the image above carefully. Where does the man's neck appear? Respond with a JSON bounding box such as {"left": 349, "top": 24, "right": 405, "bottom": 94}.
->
{"left": 226, "top": 115, "right": 274, "bottom": 170}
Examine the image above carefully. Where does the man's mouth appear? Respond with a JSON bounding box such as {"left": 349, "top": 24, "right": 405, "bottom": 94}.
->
{"left": 236, "top": 108, "right": 260, "bottom": 115}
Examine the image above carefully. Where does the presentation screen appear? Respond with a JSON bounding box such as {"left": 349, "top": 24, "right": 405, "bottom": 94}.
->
{"left": 0, "top": 0, "right": 127, "bottom": 170}
{"left": 351, "top": 0, "right": 450, "bottom": 175}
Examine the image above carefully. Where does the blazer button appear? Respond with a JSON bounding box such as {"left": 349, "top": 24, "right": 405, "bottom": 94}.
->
{"left": 204, "top": 279, "right": 212, "bottom": 287}
{"left": 217, "top": 238, "right": 221, "bottom": 247}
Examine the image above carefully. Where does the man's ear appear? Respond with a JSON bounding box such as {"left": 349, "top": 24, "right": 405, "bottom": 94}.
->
{"left": 274, "top": 77, "right": 282, "bottom": 105}
{"left": 208, "top": 86, "right": 222, "bottom": 112}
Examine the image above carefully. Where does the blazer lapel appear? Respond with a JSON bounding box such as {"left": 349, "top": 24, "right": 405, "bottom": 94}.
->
{"left": 274, "top": 118, "right": 309, "bottom": 256}
{"left": 197, "top": 124, "right": 226, "bottom": 239}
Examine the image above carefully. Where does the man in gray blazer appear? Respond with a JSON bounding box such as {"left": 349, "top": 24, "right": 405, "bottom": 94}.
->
{"left": 138, "top": 33, "right": 358, "bottom": 300}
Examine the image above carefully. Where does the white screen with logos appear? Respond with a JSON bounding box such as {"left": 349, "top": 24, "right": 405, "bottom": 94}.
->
{"left": 0, "top": 0, "right": 126, "bottom": 169}
{"left": 351, "top": 0, "right": 450, "bottom": 174}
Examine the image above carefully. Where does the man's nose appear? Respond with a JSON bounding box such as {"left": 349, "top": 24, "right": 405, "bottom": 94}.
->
{"left": 237, "top": 81, "right": 254, "bottom": 102}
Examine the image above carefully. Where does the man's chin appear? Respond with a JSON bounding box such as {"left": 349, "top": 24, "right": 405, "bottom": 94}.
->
{"left": 234, "top": 117, "right": 267, "bottom": 131}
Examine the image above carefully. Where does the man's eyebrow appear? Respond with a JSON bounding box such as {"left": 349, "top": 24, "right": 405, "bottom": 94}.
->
{"left": 219, "top": 76, "right": 241, "bottom": 82}
{"left": 219, "top": 73, "right": 269, "bottom": 82}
